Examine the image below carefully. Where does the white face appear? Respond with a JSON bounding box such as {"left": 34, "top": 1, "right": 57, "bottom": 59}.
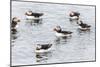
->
{"left": 26, "top": 11, "right": 33, "bottom": 15}
{"left": 53, "top": 26, "right": 62, "bottom": 32}
{"left": 37, "top": 45, "right": 41, "bottom": 49}
{"left": 70, "top": 12, "right": 74, "bottom": 15}
{"left": 56, "top": 26, "right": 61, "bottom": 30}
{"left": 13, "top": 17, "right": 20, "bottom": 22}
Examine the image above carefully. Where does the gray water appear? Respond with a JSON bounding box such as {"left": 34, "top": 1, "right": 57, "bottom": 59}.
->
{"left": 11, "top": 1, "right": 95, "bottom": 66}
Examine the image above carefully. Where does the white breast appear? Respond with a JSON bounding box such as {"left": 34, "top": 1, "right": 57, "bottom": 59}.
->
{"left": 55, "top": 32, "right": 71, "bottom": 37}
{"left": 15, "top": 24, "right": 19, "bottom": 29}
{"left": 26, "top": 16, "right": 42, "bottom": 20}
{"left": 35, "top": 48, "right": 51, "bottom": 53}
{"left": 70, "top": 16, "right": 78, "bottom": 20}
{"left": 78, "top": 26, "right": 90, "bottom": 30}
{"left": 26, "top": 16, "right": 35, "bottom": 20}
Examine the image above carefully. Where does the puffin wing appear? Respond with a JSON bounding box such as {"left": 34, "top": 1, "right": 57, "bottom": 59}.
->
{"left": 32, "top": 13, "right": 43, "bottom": 17}
{"left": 81, "top": 24, "right": 91, "bottom": 28}
{"left": 41, "top": 44, "right": 52, "bottom": 50}
{"left": 75, "top": 12, "right": 80, "bottom": 16}
{"left": 61, "top": 31, "right": 73, "bottom": 34}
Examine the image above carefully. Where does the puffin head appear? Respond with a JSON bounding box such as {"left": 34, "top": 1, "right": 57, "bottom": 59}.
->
{"left": 69, "top": 11, "right": 75, "bottom": 16}
{"left": 36, "top": 44, "right": 41, "bottom": 50}
{"left": 12, "top": 17, "right": 20, "bottom": 22}
{"left": 53, "top": 26, "right": 62, "bottom": 32}
{"left": 25, "top": 11, "right": 33, "bottom": 16}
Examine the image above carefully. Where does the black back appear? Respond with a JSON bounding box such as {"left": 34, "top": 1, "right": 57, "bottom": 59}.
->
{"left": 32, "top": 13, "right": 43, "bottom": 17}
{"left": 41, "top": 44, "right": 52, "bottom": 50}
{"left": 79, "top": 22, "right": 90, "bottom": 28}
{"left": 11, "top": 21, "right": 17, "bottom": 28}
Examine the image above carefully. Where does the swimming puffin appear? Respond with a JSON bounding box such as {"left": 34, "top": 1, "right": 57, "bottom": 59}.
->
{"left": 11, "top": 17, "right": 20, "bottom": 28}
{"left": 35, "top": 44, "right": 52, "bottom": 53}
{"left": 53, "top": 26, "right": 73, "bottom": 37}
{"left": 11, "top": 17, "right": 20, "bottom": 34}
{"left": 25, "top": 10, "right": 44, "bottom": 20}
{"left": 77, "top": 20, "right": 91, "bottom": 31}
{"left": 69, "top": 11, "right": 80, "bottom": 21}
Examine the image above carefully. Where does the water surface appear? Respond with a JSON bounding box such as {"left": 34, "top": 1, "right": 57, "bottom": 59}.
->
{"left": 11, "top": 1, "right": 95, "bottom": 66}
